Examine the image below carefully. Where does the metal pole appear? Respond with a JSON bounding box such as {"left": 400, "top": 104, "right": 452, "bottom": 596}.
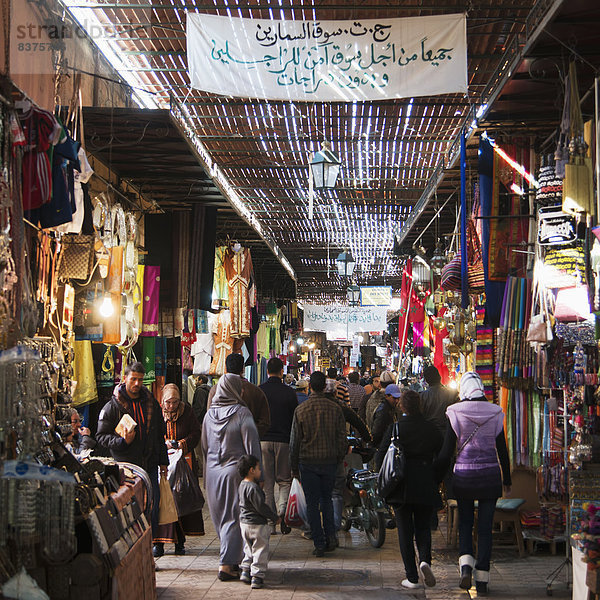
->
{"left": 460, "top": 131, "right": 468, "bottom": 309}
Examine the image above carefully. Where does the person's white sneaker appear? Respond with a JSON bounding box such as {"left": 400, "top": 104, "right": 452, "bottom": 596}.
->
{"left": 419, "top": 562, "right": 436, "bottom": 587}
{"left": 401, "top": 579, "right": 421, "bottom": 589}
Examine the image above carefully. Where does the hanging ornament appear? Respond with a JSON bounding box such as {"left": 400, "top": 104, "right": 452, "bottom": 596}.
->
{"left": 431, "top": 241, "right": 447, "bottom": 275}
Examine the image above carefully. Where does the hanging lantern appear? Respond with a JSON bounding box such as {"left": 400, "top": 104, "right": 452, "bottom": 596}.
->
{"left": 412, "top": 254, "right": 431, "bottom": 299}
{"left": 336, "top": 250, "right": 356, "bottom": 278}
{"left": 433, "top": 316, "right": 448, "bottom": 331}
{"left": 347, "top": 284, "right": 361, "bottom": 306}
{"left": 431, "top": 241, "right": 447, "bottom": 275}
{"left": 310, "top": 141, "right": 341, "bottom": 189}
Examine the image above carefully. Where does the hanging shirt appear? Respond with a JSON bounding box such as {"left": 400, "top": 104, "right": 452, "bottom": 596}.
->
{"left": 18, "top": 105, "right": 61, "bottom": 210}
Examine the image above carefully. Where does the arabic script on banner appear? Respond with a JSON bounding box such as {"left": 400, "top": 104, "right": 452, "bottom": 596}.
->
{"left": 303, "top": 304, "right": 387, "bottom": 339}
{"left": 187, "top": 13, "right": 467, "bottom": 101}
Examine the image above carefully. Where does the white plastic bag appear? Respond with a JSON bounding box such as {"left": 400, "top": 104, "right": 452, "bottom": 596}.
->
{"left": 166, "top": 448, "right": 183, "bottom": 481}
{"left": 284, "top": 477, "right": 308, "bottom": 528}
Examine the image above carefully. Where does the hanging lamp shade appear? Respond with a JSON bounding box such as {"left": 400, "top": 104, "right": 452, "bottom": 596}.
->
{"left": 336, "top": 250, "right": 356, "bottom": 277}
{"left": 310, "top": 142, "right": 341, "bottom": 189}
{"left": 347, "top": 284, "right": 361, "bottom": 306}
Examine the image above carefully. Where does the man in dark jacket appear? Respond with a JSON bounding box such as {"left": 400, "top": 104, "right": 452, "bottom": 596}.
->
{"left": 259, "top": 357, "right": 298, "bottom": 528}
{"left": 372, "top": 384, "right": 402, "bottom": 449}
{"left": 96, "top": 362, "right": 168, "bottom": 539}
{"left": 289, "top": 371, "right": 347, "bottom": 556}
{"left": 419, "top": 365, "right": 458, "bottom": 436}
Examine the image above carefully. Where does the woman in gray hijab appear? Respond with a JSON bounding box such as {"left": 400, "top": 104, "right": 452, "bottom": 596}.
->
{"left": 201, "top": 373, "right": 262, "bottom": 580}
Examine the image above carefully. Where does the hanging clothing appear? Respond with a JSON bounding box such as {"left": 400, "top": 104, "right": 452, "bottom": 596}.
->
{"left": 142, "top": 337, "right": 156, "bottom": 385}
{"left": 18, "top": 104, "right": 61, "bottom": 211}
{"left": 223, "top": 246, "right": 255, "bottom": 338}
{"left": 142, "top": 265, "right": 160, "bottom": 336}
{"left": 213, "top": 246, "right": 229, "bottom": 306}
{"left": 209, "top": 310, "right": 233, "bottom": 376}
{"left": 55, "top": 147, "right": 93, "bottom": 235}
{"left": 191, "top": 333, "right": 214, "bottom": 375}
{"left": 256, "top": 322, "right": 269, "bottom": 359}
{"left": 72, "top": 340, "right": 98, "bottom": 407}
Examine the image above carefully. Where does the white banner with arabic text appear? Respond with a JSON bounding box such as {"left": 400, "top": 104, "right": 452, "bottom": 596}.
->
{"left": 187, "top": 13, "right": 467, "bottom": 102}
{"left": 303, "top": 304, "right": 388, "bottom": 339}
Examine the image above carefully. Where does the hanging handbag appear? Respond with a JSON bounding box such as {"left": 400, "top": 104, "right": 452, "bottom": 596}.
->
{"left": 562, "top": 62, "right": 594, "bottom": 215}
{"left": 377, "top": 421, "right": 406, "bottom": 500}
{"left": 57, "top": 234, "right": 95, "bottom": 281}
{"left": 553, "top": 286, "right": 592, "bottom": 322}
{"left": 527, "top": 245, "right": 553, "bottom": 344}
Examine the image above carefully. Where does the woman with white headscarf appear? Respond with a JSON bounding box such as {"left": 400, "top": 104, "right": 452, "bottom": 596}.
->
{"left": 436, "top": 372, "right": 511, "bottom": 596}
{"left": 202, "top": 373, "right": 261, "bottom": 581}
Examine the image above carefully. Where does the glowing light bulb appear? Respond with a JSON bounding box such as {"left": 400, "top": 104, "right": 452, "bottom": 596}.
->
{"left": 309, "top": 342, "right": 316, "bottom": 350}
{"left": 358, "top": 335, "right": 364, "bottom": 343}
{"left": 448, "top": 380, "right": 458, "bottom": 390}
{"left": 99, "top": 295, "right": 114, "bottom": 318}
{"left": 289, "top": 345, "right": 296, "bottom": 353}
{"left": 297, "top": 337, "right": 304, "bottom": 345}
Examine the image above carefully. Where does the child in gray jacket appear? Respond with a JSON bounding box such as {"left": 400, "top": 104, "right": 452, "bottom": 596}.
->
{"left": 237, "top": 454, "right": 279, "bottom": 589}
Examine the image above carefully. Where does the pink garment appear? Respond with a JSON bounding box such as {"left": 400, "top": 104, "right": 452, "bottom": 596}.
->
{"left": 141, "top": 265, "right": 160, "bottom": 337}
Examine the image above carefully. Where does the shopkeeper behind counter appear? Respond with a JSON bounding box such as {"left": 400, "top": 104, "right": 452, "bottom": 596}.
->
{"left": 96, "top": 361, "right": 169, "bottom": 536}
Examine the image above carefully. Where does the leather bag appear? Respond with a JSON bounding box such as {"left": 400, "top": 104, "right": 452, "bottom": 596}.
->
{"left": 57, "top": 234, "right": 95, "bottom": 281}
{"left": 377, "top": 421, "right": 405, "bottom": 500}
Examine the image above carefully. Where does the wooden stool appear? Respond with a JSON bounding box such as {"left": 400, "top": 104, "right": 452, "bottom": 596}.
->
{"left": 493, "top": 498, "right": 526, "bottom": 557}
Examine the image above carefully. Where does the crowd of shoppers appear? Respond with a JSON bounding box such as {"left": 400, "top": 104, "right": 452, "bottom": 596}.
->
{"left": 86, "top": 357, "right": 508, "bottom": 595}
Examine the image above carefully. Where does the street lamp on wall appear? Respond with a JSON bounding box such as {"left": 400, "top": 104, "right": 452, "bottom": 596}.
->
{"left": 310, "top": 141, "right": 341, "bottom": 189}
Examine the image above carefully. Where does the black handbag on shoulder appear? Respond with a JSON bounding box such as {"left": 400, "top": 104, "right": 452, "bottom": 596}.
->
{"left": 377, "top": 421, "right": 405, "bottom": 500}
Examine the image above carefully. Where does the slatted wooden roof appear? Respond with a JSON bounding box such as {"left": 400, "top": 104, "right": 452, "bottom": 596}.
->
{"left": 59, "top": 0, "right": 589, "bottom": 301}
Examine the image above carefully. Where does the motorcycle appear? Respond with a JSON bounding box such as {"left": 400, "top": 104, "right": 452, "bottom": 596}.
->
{"left": 340, "top": 437, "right": 388, "bottom": 548}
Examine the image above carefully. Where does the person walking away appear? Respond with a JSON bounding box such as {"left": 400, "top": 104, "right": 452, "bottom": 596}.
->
{"left": 97, "top": 362, "right": 168, "bottom": 538}
{"left": 259, "top": 357, "right": 298, "bottom": 531}
{"left": 237, "top": 454, "right": 279, "bottom": 590}
{"left": 295, "top": 379, "right": 309, "bottom": 404}
{"left": 153, "top": 384, "right": 204, "bottom": 557}
{"left": 202, "top": 373, "right": 262, "bottom": 581}
{"left": 347, "top": 371, "right": 368, "bottom": 419}
{"left": 437, "top": 372, "right": 511, "bottom": 596}
{"left": 375, "top": 391, "right": 442, "bottom": 589}
{"left": 371, "top": 384, "right": 402, "bottom": 450}
{"left": 191, "top": 374, "right": 211, "bottom": 476}
{"left": 365, "top": 371, "right": 395, "bottom": 430}
{"left": 207, "top": 353, "right": 271, "bottom": 437}
{"left": 419, "top": 366, "right": 458, "bottom": 436}
{"left": 419, "top": 365, "right": 459, "bottom": 528}
{"left": 289, "top": 371, "right": 347, "bottom": 557}
{"left": 326, "top": 367, "right": 349, "bottom": 405}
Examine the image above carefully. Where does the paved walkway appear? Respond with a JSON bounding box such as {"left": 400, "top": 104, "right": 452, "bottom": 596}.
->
{"left": 155, "top": 505, "right": 572, "bottom": 600}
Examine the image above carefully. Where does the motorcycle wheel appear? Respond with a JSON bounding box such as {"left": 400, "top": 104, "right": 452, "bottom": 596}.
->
{"left": 365, "top": 510, "right": 386, "bottom": 548}
{"left": 340, "top": 508, "right": 352, "bottom": 532}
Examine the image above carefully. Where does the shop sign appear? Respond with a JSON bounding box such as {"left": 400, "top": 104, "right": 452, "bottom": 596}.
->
{"left": 187, "top": 13, "right": 467, "bottom": 102}
{"left": 321, "top": 358, "right": 330, "bottom": 369}
{"left": 360, "top": 286, "right": 392, "bottom": 306}
{"left": 303, "top": 304, "right": 387, "bottom": 338}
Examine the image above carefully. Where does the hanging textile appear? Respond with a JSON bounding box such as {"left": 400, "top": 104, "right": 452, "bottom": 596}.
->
{"left": 223, "top": 245, "right": 255, "bottom": 338}
{"left": 256, "top": 321, "right": 269, "bottom": 359}
{"left": 172, "top": 211, "right": 190, "bottom": 308}
{"left": 166, "top": 337, "right": 182, "bottom": 385}
{"left": 212, "top": 246, "right": 229, "bottom": 306}
{"left": 72, "top": 340, "right": 98, "bottom": 407}
{"left": 142, "top": 337, "right": 156, "bottom": 385}
{"left": 141, "top": 265, "right": 160, "bottom": 336}
{"left": 398, "top": 260, "right": 414, "bottom": 359}
{"left": 433, "top": 307, "right": 450, "bottom": 384}
{"left": 191, "top": 333, "right": 214, "bottom": 375}
{"left": 209, "top": 310, "right": 233, "bottom": 376}
{"left": 155, "top": 337, "right": 167, "bottom": 377}
{"left": 135, "top": 264, "right": 145, "bottom": 328}
{"left": 488, "top": 143, "right": 529, "bottom": 281}
{"left": 188, "top": 205, "right": 217, "bottom": 310}
{"left": 195, "top": 309, "right": 209, "bottom": 334}
{"left": 479, "top": 137, "right": 514, "bottom": 326}
{"left": 475, "top": 305, "right": 495, "bottom": 401}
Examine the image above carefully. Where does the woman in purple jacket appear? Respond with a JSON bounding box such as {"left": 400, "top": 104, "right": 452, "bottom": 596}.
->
{"left": 437, "top": 372, "right": 511, "bottom": 596}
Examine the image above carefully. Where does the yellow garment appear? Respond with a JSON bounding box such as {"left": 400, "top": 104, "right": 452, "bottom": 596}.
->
{"left": 213, "top": 246, "right": 229, "bottom": 305}
{"left": 275, "top": 309, "right": 283, "bottom": 355}
{"left": 257, "top": 322, "right": 269, "bottom": 359}
{"left": 72, "top": 340, "right": 98, "bottom": 407}
{"left": 136, "top": 265, "right": 145, "bottom": 327}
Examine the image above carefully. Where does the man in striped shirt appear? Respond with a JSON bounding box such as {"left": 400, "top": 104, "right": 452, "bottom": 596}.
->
{"left": 326, "top": 367, "right": 349, "bottom": 405}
